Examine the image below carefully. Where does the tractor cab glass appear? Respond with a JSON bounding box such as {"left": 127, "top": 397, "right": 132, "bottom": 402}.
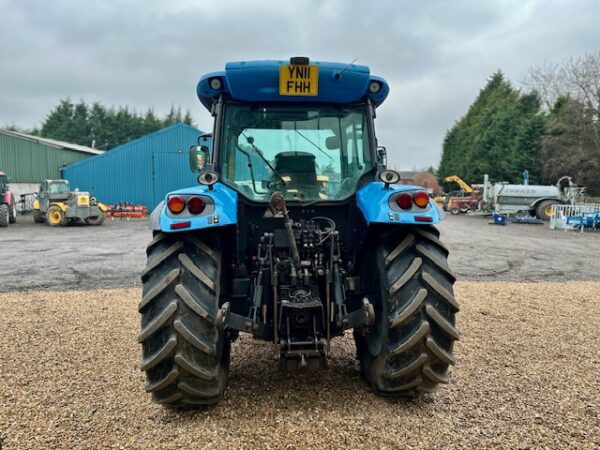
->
{"left": 47, "top": 181, "right": 70, "bottom": 199}
{"left": 49, "top": 182, "right": 69, "bottom": 195}
{"left": 220, "top": 104, "right": 372, "bottom": 202}
{"left": 0, "top": 176, "right": 6, "bottom": 193}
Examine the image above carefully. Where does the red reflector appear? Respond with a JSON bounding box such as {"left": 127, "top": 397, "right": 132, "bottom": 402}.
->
{"left": 170, "top": 221, "right": 191, "bottom": 230}
{"left": 414, "top": 191, "right": 429, "bottom": 208}
{"left": 187, "top": 196, "right": 206, "bottom": 215}
{"left": 167, "top": 195, "right": 185, "bottom": 214}
{"left": 414, "top": 216, "right": 433, "bottom": 222}
{"left": 396, "top": 193, "right": 413, "bottom": 210}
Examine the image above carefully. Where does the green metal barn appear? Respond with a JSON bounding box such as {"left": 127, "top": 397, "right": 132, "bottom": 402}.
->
{"left": 0, "top": 129, "right": 102, "bottom": 197}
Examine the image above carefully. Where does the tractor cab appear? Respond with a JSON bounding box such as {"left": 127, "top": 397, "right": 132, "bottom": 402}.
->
{"left": 0, "top": 171, "right": 16, "bottom": 227}
{"left": 212, "top": 102, "right": 374, "bottom": 202}
{"left": 39, "top": 179, "right": 70, "bottom": 202}
{"left": 0, "top": 173, "right": 7, "bottom": 194}
{"left": 190, "top": 58, "right": 388, "bottom": 204}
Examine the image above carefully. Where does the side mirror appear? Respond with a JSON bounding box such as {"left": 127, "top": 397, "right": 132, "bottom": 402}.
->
{"left": 189, "top": 145, "right": 210, "bottom": 173}
{"left": 325, "top": 136, "right": 340, "bottom": 150}
{"left": 377, "top": 146, "right": 387, "bottom": 165}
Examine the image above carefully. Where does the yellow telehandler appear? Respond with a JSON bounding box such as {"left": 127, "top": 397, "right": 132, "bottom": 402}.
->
{"left": 33, "top": 179, "right": 107, "bottom": 226}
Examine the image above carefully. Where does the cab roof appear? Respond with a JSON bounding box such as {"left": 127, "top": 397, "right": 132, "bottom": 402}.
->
{"left": 196, "top": 58, "right": 389, "bottom": 111}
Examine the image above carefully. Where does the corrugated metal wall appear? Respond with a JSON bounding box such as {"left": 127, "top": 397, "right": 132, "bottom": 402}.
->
{"left": 0, "top": 133, "right": 92, "bottom": 182}
{"left": 62, "top": 123, "right": 206, "bottom": 210}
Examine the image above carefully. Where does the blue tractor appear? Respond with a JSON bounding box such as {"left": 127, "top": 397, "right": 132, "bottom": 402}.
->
{"left": 140, "top": 58, "right": 458, "bottom": 406}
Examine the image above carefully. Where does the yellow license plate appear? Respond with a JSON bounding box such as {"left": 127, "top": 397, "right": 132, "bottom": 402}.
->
{"left": 279, "top": 64, "right": 318, "bottom": 96}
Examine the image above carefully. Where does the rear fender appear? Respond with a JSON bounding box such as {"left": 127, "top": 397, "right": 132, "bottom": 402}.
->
{"left": 3, "top": 191, "right": 13, "bottom": 205}
{"left": 356, "top": 182, "right": 442, "bottom": 225}
{"left": 151, "top": 182, "right": 238, "bottom": 232}
{"left": 50, "top": 202, "right": 68, "bottom": 212}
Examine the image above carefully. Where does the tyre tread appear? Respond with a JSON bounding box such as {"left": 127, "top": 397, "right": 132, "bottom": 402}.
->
{"left": 139, "top": 232, "right": 228, "bottom": 407}
{"left": 356, "top": 225, "right": 458, "bottom": 397}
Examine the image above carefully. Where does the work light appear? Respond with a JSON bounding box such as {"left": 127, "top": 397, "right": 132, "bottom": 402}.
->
{"left": 209, "top": 77, "right": 222, "bottom": 90}
{"left": 369, "top": 81, "right": 381, "bottom": 93}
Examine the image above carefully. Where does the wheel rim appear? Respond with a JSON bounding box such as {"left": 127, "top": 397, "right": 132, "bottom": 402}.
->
{"left": 48, "top": 210, "right": 62, "bottom": 224}
{"left": 365, "top": 265, "right": 385, "bottom": 357}
{"left": 545, "top": 205, "right": 553, "bottom": 217}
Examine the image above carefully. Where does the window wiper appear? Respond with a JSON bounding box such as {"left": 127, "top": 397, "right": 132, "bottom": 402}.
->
{"left": 235, "top": 144, "right": 265, "bottom": 194}
{"left": 241, "top": 132, "right": 287, "bottom": 185}
{"left": 294, "top": 130, "right": 333, "bottom": 162}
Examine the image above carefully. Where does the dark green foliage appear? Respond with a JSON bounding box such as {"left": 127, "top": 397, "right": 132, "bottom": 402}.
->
{"left": 39, "top": 99, "right": 195, "bottom": 150}
{"left": 438, "top": 72, "right": 546, "bottom": 187}
{"left": 540, "top": 96, "right": 600, "bottom": 194}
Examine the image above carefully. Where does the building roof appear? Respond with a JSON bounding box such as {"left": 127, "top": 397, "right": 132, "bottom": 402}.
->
{"left": 0, "top": 129, "right": 104, "bottom": 155}
{"left": 62, "top": 122, "right": 203, "bottom": 171}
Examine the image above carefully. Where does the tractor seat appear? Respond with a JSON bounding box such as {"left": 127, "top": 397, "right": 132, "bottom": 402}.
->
{"left": 273, "top": 152, "right": 318, "bottom": 189}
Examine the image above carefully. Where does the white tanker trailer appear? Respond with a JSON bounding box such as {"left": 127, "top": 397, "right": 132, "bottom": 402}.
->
{"left": 482, "top": 175, "right": 585, "bottom": 220}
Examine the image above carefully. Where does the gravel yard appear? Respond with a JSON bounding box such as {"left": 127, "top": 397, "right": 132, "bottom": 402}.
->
{"left": 1, "top": 215, "right": 600, "bottom": 448}
{"left": 1, "top": 283, "right": 599, "bottom": 449}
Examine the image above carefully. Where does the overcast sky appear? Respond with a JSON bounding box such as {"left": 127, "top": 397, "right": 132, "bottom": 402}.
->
{"left": 1, "top": 0, "right": 599, "bottom": 169}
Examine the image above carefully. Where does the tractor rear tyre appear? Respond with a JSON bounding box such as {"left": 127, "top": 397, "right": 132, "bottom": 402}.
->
{"left": 33, "top": 209, "right": 44, "bottom": 223}
{"left": 138, "top": 231, "right": 230, "bottom": 407}
{"left": 9, "top": 201, "right": 16, "bottom": 224}
{"left": 85, "top": 216, "right": 105, "bottom": 226}
{"left": 355, "top": 225, "right": 459, "bottom": 396}
{"left": 535, "top": 200, "right": 558, "bottom": 221}
{"left": 0, "top": 204, "right": 8, "bottom": 227}
{"left": 46, "top": 206, "right": 64, "bottom": 227}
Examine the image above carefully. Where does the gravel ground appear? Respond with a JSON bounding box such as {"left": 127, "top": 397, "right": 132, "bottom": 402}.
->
{"left": 0, "top": 217, "right": 147, "bottom": 293}
{"left": 1, "top": 283, "right": 599, "bottom": 449}
{"left": 439, "top": 215, "right": 600, "bottom": 282}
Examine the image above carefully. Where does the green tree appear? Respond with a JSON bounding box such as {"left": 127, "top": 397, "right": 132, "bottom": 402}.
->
{"left": 438, "top": 72, "right": 546, "bottom": 188}
{"left": 38, "top": 99, "right": 196, "bottom": 150}
{"left": 143, "top": 108, "right": 162, "bottom": 135}
{"left": 41, "top": 99, "right": 75, "bottom": 142}
{"left": 182, "top": 109, "right": 194, "bottom": 125}
{"left": 540, "top": 96, "right": 600, "bottom": 194}
{"left": 69, "top": 101, "right": 90, "bottom": 145}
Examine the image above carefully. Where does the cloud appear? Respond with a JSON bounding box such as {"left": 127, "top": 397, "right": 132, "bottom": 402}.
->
{"left": 0, "top": 0, "right": 599, "bottom": 169}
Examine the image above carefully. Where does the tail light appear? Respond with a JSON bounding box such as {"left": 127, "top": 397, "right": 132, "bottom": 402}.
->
{"left": 396, "top": 193, "right": 413, "bottom": 210}
{"left": 167, "top": 195, "right": 185, "bottom": 214}
{"left": 187, "top": 196, "right": 206, "bottom": 215}
{"left": 414, "top": 191, "right": 429, "bottom": 208}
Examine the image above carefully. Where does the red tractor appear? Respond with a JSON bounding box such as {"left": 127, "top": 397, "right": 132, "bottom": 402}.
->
{"left": 0, "top": 171, "right": 17, "bottom": 227}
